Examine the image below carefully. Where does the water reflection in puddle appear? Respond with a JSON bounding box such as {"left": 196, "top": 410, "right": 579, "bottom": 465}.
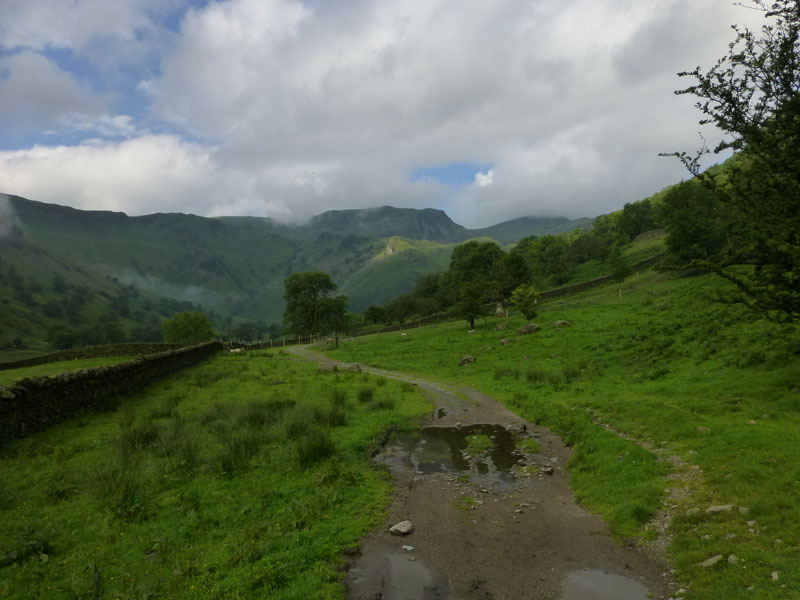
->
{"left": 562, "top": 569, "right": 650, "bottom": 600}
{"left": 346, "top": 541, "right": 449, "bottom": 600}
{"left": 381, "top": 424, "right": 538, "bottom": 491}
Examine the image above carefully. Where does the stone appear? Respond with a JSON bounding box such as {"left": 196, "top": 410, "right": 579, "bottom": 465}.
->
{"left": 706, "top": 504, "right": 735, "bottom": 514}
{"left": 739, "top": 506, "right": 750, "bottom": 515}
{"left": 747, "top": 520, "right": 757, "bottom": 527}
{"left": 401, "top": 545, "right": 414, "bottom": 552}
{"left": 389, "top": 520, "right": 414, "bottom": 535}
{"left": 697, "top": 554, "right": 723, "bottom": 568}
{"left": 728, "top": 554, "right": 739, "bottom": 564}
{"left": 458, "top": 355, "right": 476, "bottom": 366}
{"left": 696, "top": 426, "right": 711, "bottom": 435}
{"left": 500, "top": 338, "right": 510, "bottom": 346}
{"left": 685, "top": 508, "right": 701, "bottom": 517}
{"left": 495, "top": 323, "right": 508, "bottom": 331}
{"left": 553, "top": 320, "right": 571, "bottom": 327}
{"left": 771, "top": 571, "right": 780, "bottom": 582}
{"left": 468, "top": 329, "right": 477, "bottom": 334}
{"left": 542, "top": 466, "right": 554, "bottom": 476}
{"left": 517, "top": 323, "right": 541, "bottom": 336}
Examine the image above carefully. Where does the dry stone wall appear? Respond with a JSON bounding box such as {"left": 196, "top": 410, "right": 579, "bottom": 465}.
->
{"left": 0, "top": 341, "right": 222, "bottom": 445}
{"left": 0, "top": 343, "right": 187, "bottom": 372}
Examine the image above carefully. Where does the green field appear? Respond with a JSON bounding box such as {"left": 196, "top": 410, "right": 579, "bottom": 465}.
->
{"left": 0, "top": 351, "right": 431, "bottom": 599}
{"left": 328, "top": 269, "right": 800, "bottom": 599}
{"left": 0, "top": 357, "right": 133, "bottom": 387}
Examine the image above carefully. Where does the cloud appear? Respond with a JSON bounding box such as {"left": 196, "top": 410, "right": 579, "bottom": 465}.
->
{"left": 0, "top": 51, "right": 107, "bottom": 135}
{"left": 0, "top": 0, "right": 158, "bottom": 51}
{"left": 0, "top": 1, "right": 776, "bottom": 228}
{"left": 474, "top": 169, "right": 494, "bottom": 188}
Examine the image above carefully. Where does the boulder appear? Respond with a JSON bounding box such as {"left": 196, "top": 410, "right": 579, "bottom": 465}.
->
{"left": 458, "top": 356, "right": 476, "bottom": 366}
{"left": 517, "top": 324, "right": 541, "bottom": 336}
{"left": 389, "top": 520, "right": 414, "bottom": 535}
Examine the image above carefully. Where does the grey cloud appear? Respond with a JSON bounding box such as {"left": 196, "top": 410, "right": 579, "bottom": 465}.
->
{"left": 0, "top": 51, "right": 106, "bottom": 135}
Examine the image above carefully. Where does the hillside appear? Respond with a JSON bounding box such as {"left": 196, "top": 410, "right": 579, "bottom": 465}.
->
{"left": 328, "top": 267, "right": 800, "bottom": 600}
{"left": 0, "top": 194, "right": 591, "bottom": 347}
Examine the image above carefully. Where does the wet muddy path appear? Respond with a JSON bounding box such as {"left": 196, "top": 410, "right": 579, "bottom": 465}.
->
{"left": 289, "top": 346, "right": 674, "bottom": 600}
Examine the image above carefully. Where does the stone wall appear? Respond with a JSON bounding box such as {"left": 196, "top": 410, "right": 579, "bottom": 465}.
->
{"left": 0, "top": 343, "right": 187, "bottom": 372}
{"left": 0, "top": 341, "right": 222, "bottom": 445}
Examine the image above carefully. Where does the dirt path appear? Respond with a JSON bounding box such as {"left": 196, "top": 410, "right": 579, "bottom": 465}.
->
{"left": 289, "top": 346, "right": 676, "bottom": 600}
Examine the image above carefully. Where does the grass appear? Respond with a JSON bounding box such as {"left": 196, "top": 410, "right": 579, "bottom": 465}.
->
{"left": 0, "top": 356, "right": 133, "bottom": 387}
{"left": 329, "top": 270, "right": 800, "bottom": 600}
{"left": 0, "top": 350, "right": 431, "bottom": 599}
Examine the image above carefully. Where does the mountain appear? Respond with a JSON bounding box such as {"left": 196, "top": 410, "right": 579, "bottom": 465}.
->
{"left": 0, "top": 194, "right": 592, "bottom": 348}
{"left": 470, "top": 216, "right": 594, "bottom": 244}
{"left": 310, "top": 206, "right": 468, "bottom": 242}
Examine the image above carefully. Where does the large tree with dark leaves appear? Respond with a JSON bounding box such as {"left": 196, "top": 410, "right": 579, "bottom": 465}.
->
{"left": 665, "top": 0, "right": 800, "bottom": 321}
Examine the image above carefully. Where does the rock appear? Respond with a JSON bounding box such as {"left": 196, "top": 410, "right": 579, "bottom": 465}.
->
{"left": 685, "top": 508, "right": 701, "bottom": 517}
{"left": 696, "top": 426, "right": 711, "bottom": 435}
{"left": 458, "top": 355, "right": 476, "bottom": 366}
{"left": 468, "top": 329, "right": 477, "bottom": 334}
{"left": 542, "top": 466, "right": 554, "bottom": 476}
{"left": 389, "top": 520, "right": 414, "bottom": 536}
{"left": 500, "top": 338, "right": 510, "bottom": 346}
{"left": 739, "top": 506, "right": 750, "bottom": 514}
{"left": 517, "top": 323, "right": 541, "bottom": 336}
{"left": 771, "top": 571, "right": 780, "bottom": 582}
{"left": 706, "top": 504, "right": 735, "bottom": 514}
{"left": 728, "top": 554, "right": 739, "bottom": 564}
{"left": 747, "top": 520, "right": 757, "bottom": 527}
{"left": 495, "top": 323, "right": 508, "bottom": 331}
{"left": 553, "top": 320, "right": 571, "bottom": 327}
{"left": 401, "top": 545, "right": 414, "bottom": 552}
{"left": 697, "top": 554, "right": 723, "bottom": 568}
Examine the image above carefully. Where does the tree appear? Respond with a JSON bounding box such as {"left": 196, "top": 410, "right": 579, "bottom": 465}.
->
{"left": 665, "top": 0, "right": 800, "bottom": 320}
{"left": 163, "top": 311, "right": 215, "bottom": 344}
{"left": 510, "top": 284, "right": 541, "bottom": 322}
{"left": 607, "top": 245, "right": 630, "bottom": 297}
{"left": 282, "top": 271, "right": 348, "bottom": 336}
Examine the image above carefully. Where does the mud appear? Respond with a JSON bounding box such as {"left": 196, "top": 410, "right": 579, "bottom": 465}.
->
{"left": 289, "top": 346, "right": 677, "bottom": 600}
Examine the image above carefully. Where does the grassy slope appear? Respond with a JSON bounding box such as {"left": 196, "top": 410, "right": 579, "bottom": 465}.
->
{"left": 328, "top": 270, "right": 800, "bottom": 599}
{"left": 0, "top": 351, "right": 431, "bottom": 599}
{"left": 0, "top": 356, "right": 132, "bottom": 387}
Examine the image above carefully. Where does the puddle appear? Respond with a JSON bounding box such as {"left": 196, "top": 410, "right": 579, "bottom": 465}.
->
{"left": 381, "top": 424, "right": 539, "bottom": 491}
{"left": 346, "top": 540, "right": 449, "bottom": 599}
{"left": 562, "top": 569, "right": 650, "bottom": 600}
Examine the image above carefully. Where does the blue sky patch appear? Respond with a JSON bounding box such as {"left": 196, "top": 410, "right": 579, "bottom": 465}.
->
{"left": 411, "top": 161, "right": 493, "bottom": 187}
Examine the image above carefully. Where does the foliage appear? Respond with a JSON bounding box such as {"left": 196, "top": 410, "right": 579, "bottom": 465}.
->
{"left": 162, "top": 311, "right": 215, "bottom": 344}
{"left": 510, "top": 284, "right": 541, "bottom": 322}
{"left": 607, "top": 245, "right": 631, "bottom": 285}
{"left": 665, "top": 0, "right": 800, "bottom": 321}
{"left": 282, "top": 271, "right": 348, "bottom": 336}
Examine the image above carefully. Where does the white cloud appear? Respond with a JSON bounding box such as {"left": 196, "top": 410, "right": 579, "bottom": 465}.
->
{"left": 475, "top": 169, "right": 494, "bottom": 188}
{"left": 0, "top": 0, "right": 156, "bottom": 51}
{"left": 0, "top": 0, "right": 774, "bottom": 227}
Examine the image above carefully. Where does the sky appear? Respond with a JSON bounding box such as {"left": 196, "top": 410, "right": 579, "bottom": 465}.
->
{"left": 0, "top": 0, "right": 767, "bottom": 228}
